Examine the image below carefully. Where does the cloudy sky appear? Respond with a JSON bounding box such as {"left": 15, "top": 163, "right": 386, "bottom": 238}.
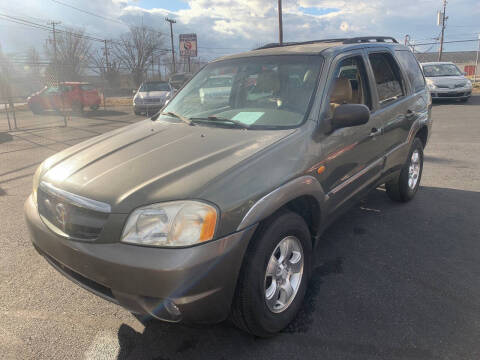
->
{"left": 1, "top": 0, "right": 480, "bottom": 59}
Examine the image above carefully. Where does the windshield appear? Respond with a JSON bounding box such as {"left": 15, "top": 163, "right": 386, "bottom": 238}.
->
{"left": 162, "top": 55, "right": 322, "bottom": 129}
{"left": 423, "top": 64, "right": 463, "bottom": 77}
{"left": 139, "top": 82, "right": 170, "bottom": 92}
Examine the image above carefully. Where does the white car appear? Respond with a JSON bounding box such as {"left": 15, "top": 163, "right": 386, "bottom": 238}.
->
{"left": 133, "top": 81, "right": 172, "bottom": 115}
{"left": 421, "top": 62, "right": 472, "bottom": 102}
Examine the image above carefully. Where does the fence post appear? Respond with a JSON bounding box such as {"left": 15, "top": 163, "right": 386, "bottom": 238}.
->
{"left": 4, "top": 103, "right": 12, "bottom": 131}
{"left": 9, "top": 99, "right": 17, "bottom": 129}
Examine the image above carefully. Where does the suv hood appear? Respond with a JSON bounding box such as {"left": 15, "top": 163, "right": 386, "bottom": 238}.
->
{"left": 41, "top": 120, "right": 294, "bottom": 213}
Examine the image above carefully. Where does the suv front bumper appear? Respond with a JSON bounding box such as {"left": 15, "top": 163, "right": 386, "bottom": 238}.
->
{"left": 24, "top": 194, "right": 255, "bottom": 324}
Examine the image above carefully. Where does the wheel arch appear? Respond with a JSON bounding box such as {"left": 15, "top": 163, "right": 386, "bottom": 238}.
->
{"left": 236, "top": 176, "right": 327, "bottom": 241}
{"left": 415, "top": 125, "right": 428, "bottom": 149}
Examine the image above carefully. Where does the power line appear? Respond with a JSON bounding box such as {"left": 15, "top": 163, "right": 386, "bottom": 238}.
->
{"left": 50, "top": 0, "right": 127, "bottom": 26}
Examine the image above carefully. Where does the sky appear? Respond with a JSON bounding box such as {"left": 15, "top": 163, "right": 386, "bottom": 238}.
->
{"left": 1, "top": 0, "right": 480, "bottom": 60}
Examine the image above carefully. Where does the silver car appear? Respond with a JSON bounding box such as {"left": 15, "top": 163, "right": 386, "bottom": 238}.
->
{"left": 133, "top": 81, "right": 172, "bottom": 115}
{"left": 421, "top": 62, "right": 472, "bottom": 102}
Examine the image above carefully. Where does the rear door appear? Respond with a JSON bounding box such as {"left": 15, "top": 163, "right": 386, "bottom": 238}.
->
{"left": 319, "top": 51, "right": 385, "bottom": 213}
{"left": 80, "top": 84, "right": 99, "bottom": 106}
{"left": 365, "top": 49, "right": 418, "bottom": 172}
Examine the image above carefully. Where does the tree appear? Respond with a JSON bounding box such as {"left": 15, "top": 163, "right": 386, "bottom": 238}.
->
{"left": 0, "top": 45, "right": 14, "bottom": 102}
{"left": 90, "top": 45, "right": 121, "bottom": 89}
{"left": 112, "top": 26, "right": 165, "bottom": 86}
{"left": 44, "top": 27, "right": 91, "bottom": 81}
{"left": 26, "top": 47, "right": 42, "bottom": 80}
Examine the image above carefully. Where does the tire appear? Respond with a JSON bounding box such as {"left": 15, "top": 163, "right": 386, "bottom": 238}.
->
{"left": 385, "top": 137, "right": 424, "bottom": 202}
{"left": 72, "top": 102, "right": 83, "bottom": 114}
{"left": 460, "top": 97, "right": 469, "bottom": 103}
{"left": 134, "top": 110, "right": 142, "bottom": 116}
{"left": 30, "top": 103, "right": 43, "bottom": 114}
{"left": 230, "top": 210, "right": 312, "bottom": 337}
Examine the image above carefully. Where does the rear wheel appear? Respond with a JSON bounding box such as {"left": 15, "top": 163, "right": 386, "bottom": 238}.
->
{"left": 460, "top": 97, "right": 469, "bottom": 103}
{"left": 385, "top": 137, "right": 424, "bottom": 202}
{"left": 72, "top": 102, "right": 83, "bottom": 114}
{"left": 230, "top": 210, "right": 312, "bottom": 337}
{"left": 30, "top": 103, "right": 43, "bottom": 114}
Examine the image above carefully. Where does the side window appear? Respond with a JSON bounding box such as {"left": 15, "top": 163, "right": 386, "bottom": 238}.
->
{"left": 368, "top": 53, "right": 405, "bottom": 105}
{"left": 395, "top": 50, "right": 426, "bottom": 93}
{"left": 328, "top": 56, "right": 372, "bottom": 114}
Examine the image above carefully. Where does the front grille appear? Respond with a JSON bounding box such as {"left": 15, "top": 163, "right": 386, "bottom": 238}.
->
{"left": 437, "top": 92, "right": 466, "bottom": 98}
{"left": 37, "top": 184, "right": 109, "bottom": 241}
{"left": 143, "top": 98, "right": 163, "bottom": 104}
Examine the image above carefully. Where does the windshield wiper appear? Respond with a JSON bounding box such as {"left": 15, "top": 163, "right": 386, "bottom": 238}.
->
{"left": 157, "top": 111, "right": 194, "bottom": 126}
{"left": 190, "top": 116, "right": 250, "bottom": 129}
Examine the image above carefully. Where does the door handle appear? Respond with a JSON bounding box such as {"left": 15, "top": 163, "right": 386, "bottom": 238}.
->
{"left": 369, "top": 127, "right": 381, "bottom": 137}
{"left": 406, "top": 109, "right": 416, "bottom": 119}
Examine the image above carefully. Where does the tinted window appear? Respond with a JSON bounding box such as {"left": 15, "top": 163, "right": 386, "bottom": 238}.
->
{"left": 395, "top": 51, "right": 425, "bottom": 92}
{"left": 328, "top": 56, "right": 372, "bottom": 114}
{"left": 80, "top": 84, "right": 96, "bottom": 91}
{"left": 369, "top": 53, "right": 405, "bottom": 105}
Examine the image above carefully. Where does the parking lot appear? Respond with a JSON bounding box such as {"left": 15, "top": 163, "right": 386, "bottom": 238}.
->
{"left": 1, "top": 97, "right": 479, "bottom": 359}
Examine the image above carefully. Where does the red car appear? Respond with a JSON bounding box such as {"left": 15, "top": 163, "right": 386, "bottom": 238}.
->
{"left": 27, "top": 82, "right": 101, "bottom": 114}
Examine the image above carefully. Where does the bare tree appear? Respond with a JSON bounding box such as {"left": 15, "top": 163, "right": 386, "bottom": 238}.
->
{"left": 26, "top": 47, "right": 42, "bottom": 79}
{"left": 0, "top": 45, "right": 14, "bottom": 102}
{"left": 44, "top": 28, "right": 91, "bottom": 81}
{"left": 112, "top": 26, "right": 165, "bottom": 86}
{"left": 90, "top": 46, "right": 121, "bottom": 88}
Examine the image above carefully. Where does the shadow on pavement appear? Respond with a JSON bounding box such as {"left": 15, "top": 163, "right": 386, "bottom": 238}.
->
{"left": 115, "top": 186, "right": 480, "bottom": 360}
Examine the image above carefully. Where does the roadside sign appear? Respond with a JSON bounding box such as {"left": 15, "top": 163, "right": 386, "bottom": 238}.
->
{"left": 179, "top": 33, "right": 197, "bottom": 57}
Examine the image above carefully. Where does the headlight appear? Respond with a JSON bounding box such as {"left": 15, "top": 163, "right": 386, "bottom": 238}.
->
{"left": 426, "top": 79, "right": 436, "bottom": 90}
{"left": 466, "top": 80, "right": 472, "bottom": 88}
{"left": 121, "top": 201, "right": 218, "bottom": 247}
{"left": 32, "top": 162, "right": 44, "bottom": 204}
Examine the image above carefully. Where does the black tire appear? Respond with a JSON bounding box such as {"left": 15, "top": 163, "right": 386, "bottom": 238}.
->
{"left": 460, "top": 97, "right": 469, "bottom": 103}
{"left": 72, "top": 102, "right": 83, "bottom": 114}
{"left": 134, "top": 110, "right": 142, "bottom": 116}
{"left": 30, "top": 103, "right": 43, "bottom": 114}
{"left": 385, "top": 137, "right": 424, "bottom": 202}
{"left": 230, "top": 210, "right": 312, "bottom": 337}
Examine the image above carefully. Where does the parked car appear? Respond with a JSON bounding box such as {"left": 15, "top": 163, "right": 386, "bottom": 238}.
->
{"left": 169, "top": 73, "right": 193, "bottom": 90}
{"left": 25, "top": 36, "right": 432, "bottom": 337}
{"left": 27, "top": 82, "right": 101, "bottom": 114}
{"left": 421, "top": 62, "right": 472, "bottom": 102}
{"left": 133, "top": 81, "right": 172, "bottom": 116}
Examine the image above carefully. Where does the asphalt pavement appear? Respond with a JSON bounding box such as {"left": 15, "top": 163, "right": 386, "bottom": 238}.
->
{"left": 0, "top": 98, "right": 479, "bottom": 359}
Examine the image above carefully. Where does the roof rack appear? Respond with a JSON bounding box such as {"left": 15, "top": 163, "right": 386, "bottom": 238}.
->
{"left": 254, "top": 36, "right": 398, "bottom": 50}
{"left": 343, "top": 36, "right": 398, "bottom": 44}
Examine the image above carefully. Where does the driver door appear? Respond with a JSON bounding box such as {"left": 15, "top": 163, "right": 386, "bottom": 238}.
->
{"left": 319, "top": 51, "right": 385, "bottom": 214}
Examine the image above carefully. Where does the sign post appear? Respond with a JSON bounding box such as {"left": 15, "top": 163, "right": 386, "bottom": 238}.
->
{"left": 179, "top": 34, "right": 197, "bottom": 73}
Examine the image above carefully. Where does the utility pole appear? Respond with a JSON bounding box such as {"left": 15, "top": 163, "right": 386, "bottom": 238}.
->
{"left": 438, "top": 0, "right": 447, "bottom": 61}
{"left": 103, "top": 39, "right": 109, "bottom": 110}
{"left": 165, "top": 18, "right": 176, "bottom": 74}
{"left": 48, "top": 20, "right": 66, "bottom": 125}
{"left": 278, "top": 0, "right": 283, "bottom": 45}
{"left": 475, "top": 33, "right": 480, "bottom": 83}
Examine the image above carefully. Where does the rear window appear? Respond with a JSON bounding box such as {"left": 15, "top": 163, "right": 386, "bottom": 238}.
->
{"left": 80, "top": 84, "right": 96, "bottom": 91}
{"left": 395, "top": 51, "right": 426, "bottom": 93}
{"left": 369, "top": 53, "right": 405, "bottom": 105}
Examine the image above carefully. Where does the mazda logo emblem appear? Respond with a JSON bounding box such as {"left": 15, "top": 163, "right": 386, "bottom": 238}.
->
{"left": 55, "top": 203, "right": 67, "bottom": 231}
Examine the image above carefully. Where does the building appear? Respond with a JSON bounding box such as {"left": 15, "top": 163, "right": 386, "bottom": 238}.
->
{"left": 415, "top": 51, "right": 478, "bottom": 75}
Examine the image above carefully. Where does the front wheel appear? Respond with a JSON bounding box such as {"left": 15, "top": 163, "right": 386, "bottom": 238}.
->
{"left": 230, "top": 210, "right": 312, "bottom": 337}
{"left": 460, "top": 97, "right": 469, "bottom": 103}
{"left": 385, "top": 137, "right": 424, "bottom": 202}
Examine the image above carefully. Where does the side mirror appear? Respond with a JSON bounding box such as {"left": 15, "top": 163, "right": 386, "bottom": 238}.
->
{"left": 331, "top": 104, "right": 370, "bottom": 130}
